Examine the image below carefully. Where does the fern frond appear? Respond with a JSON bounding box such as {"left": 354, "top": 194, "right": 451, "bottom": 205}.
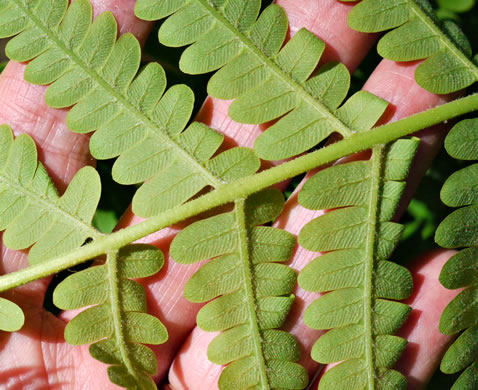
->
{"left": 0, "top": 124, "right": 100, "bottom": 264}
{"left": 339, "top": 0, "right": 478, "bottom": 94}
{"left": 169, "top": 189, "right": 308, "bottom": 390}
{"left": 1, "top": 0, "right": 261, "bottom": 218}
{"left": 435, "top": 118, "right": 478, "bottom": 389}
{"left": 53, "top": 244, "right": 166, "bottom": 389}
{"left": 297, "top": 123, "right": 419, "bottom": 389}
{"left": 134, "top": 0, "right": 393, "bottom": 161}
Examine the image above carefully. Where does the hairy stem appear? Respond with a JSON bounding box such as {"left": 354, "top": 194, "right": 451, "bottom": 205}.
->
{"left": 363, "top": 145, "right": 384, "bottom": 387}
{"left": 234, "top": 199, "right": 270, "bottom": 389}
{"left": 0, "top": 94, "right": 477, "bottom": 293}
{"left": 105, "top": 250, "right": 139, "bottom": 382}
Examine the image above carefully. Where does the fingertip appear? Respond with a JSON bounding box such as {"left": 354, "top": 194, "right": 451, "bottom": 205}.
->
{"left": 168, "top": 329, "right": 221, "bottom": 390}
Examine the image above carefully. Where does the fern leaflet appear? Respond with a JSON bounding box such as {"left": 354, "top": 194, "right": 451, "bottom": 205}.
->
{"left": 0, "top": 296, "right": 23, "bottom": 332}
{"left": 0, "top": 124, "right": 167, "bottom": 388}
{"left": 435, "top": 118, "right": 478, "bottom": 389}
{"left": 53, "top": 245, "right": 166, "bottom": 390}
{"left": 339, "top": 0, "right": 478, "bottom": 94}
{"left": 169, "top": 189, "right": 308, "bottom": 390}
{"left": 297, "top": 103, "right": 419, "bottom": 389}
{"left": 134, "top": 0, "right": 392, "bottom": 161}
{"left": 0, "top": 0, "right": 261, "bottom": 219}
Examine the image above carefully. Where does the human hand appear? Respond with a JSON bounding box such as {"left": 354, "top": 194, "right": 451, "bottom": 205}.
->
{"left": 0, "top": 0, "right": 461, "bottom": 389}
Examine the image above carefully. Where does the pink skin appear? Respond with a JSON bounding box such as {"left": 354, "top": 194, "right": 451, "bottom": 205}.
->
{"left": 0, "top": 0, "right": 461, "bottom": 389}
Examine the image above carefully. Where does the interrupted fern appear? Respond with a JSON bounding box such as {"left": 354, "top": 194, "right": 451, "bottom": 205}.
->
{"left": 435, "top": 118, "right": 478, "bottom": 389}
{"left": 339, "top": 0, "right": 478, "bottom": 94}
{"left": 297, "top": 99, "right": 419, "bottom": 389}
{"left": 169, "top": 189, "right": 308, "bottom": 390}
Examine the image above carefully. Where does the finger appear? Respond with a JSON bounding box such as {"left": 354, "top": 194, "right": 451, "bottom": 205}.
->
{"left": 111, "top": 0, "right": 380, "bottom": 382}
{"left": 166, "top": 58, "right": 457, "bottom": 387}
{"left": 394, "top": 250, "right": 459, "bottom": 389}
{"left": 309, "top": 250, "right": 459, "bottom": 390}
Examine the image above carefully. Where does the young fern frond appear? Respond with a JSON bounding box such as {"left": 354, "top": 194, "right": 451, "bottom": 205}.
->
{"left": 53, "top": 245, "right": 167, "bottom": 390}
{"left": 169, "top": 189, "right": 308, "bottom": 390}
{"left": 297, "top": 100, "right": 419, "bottom": 389}
{"left": 339, "top": 0, "right": 478, "bottom": 94}
{"left": 0, "top": 0, "right": 262, "bottom": 219}
{"left": 135, "top": 0, "right": 390, "bottom": 161}
{"left": 435, "top": 118, "right": 478, "bottom": 389}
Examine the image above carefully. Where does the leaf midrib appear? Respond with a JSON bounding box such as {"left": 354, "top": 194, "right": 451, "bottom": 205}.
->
{"left": 235, "top": 199, "right": 270, "bottom": 389}
{"left": 13, "top": 0, "right": 223, "bottom": 189}
{"left": 409, "top": 0, "right": 478, "bottom": 80}
{"left": 362, "top": 145, "right": 385, "bottom": 388}
{"left": 196, "top": 0, "right": 354, "bottom": 138}
{"left": 106, "top": 250, "right": 141, "bottom": 384}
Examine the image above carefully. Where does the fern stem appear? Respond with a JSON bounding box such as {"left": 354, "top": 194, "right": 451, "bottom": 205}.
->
{"left": 105, "top": 250, "right": 140, "bottom": 385}
{"left": 363, "top": 146, "right": 384, "bottom": 388}
{"left": 196, "top": 0, "right": 353, "bottom": 138}
{"left": 0, "top": 94, "right": 477, "bottom": 293}
{"left": 234, "top": 199, "right": 270, "bottom": 389}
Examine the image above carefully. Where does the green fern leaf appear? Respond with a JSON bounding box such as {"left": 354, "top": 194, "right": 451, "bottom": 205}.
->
{"left": 134, "top": 1, "right": 396, "bottom": 161}
{"left": 297, "top": 123, "right": 419, "bottom": 390}
{"left": 1, "top": 0, "right": 261, "bottom": 219}
{"left": 436, "top": 118, "right": 478, "bottom": 389}
{"left": 53, "top": 244, "right": 166, "bottom": 390}
{"left": 339, "top": 0, "right": 478, "bottom": 94}
{"left": 169, "top": 189, "right": 308, "bottom": 390}
{"left": 0, "top": 124, "right": 100, "bottom": 264}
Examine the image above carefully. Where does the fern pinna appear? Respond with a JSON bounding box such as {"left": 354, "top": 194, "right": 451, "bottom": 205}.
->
{"left": 170, "top": 189, "right": 308, "bottom": 389}
{"left": 435, "top": 118, "right": 478, "bottom": 389}
{"left": 339, "top": 0, "right": 478, "bottom": 94}
{"left": 0, "top": 123, "right": 101, "bottom": 332}
{"left": 0, "top": 125, "right": 167, "bottom": 388}
{"left": 297, "top": 106, "right": 418, "bottom": 387}
{"left": 135, "top": 0, "right": 365, "bottom": 161}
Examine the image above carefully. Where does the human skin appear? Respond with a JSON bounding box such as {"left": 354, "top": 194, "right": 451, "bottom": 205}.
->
{"left": 0, "top": 0, "right": 460, "bottom": 389}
